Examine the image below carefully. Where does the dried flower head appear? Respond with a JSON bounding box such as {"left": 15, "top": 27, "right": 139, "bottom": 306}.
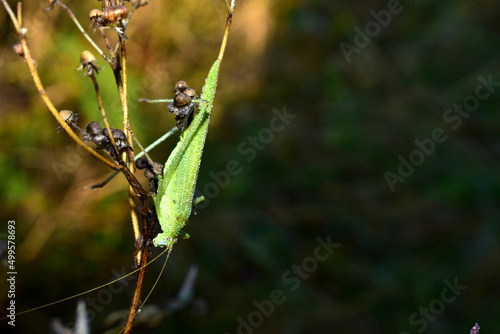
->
{"left": 172, "top": 80, "right": 189, "bottom": 94}
{"left": 89, "top": 9, "right": 102, "bottom": 22}
{"left": 84, "top": 121, "right": 108, "bottom": 148}
{"left": 56, "top": 110, "right": 79, "bottom": 132}
{"left": 76, "top": 50, "right": 102, "bottom": 75}
{"left": 102, "top": 5, "right": 129, "bottom": 25}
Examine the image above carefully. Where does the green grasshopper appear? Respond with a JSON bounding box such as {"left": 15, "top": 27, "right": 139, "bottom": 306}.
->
{"left": 141, "top": 1, "right": 235, "bottom": 249}
{"left": 0, "top": 1, "right": 236, "bottom": 326}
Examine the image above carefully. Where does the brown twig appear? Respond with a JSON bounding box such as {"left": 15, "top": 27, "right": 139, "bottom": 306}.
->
{"left": 0, "top": 0, "right": 118, "bottom": 170}
{"left": 51, "top": 0, "right": 113, "bottom": 66}
{"left": 87, "top": 71, "right": 121, "bottom": 159}
{"left": 2, "top": 2, "right": 156, "bottom": 333}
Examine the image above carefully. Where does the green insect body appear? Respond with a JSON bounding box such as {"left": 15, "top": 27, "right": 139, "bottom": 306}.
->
{"left": 152, "top": 59, "right": 221, "bottom": 248}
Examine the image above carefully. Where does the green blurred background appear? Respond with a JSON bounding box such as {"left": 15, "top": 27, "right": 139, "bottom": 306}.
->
{"left": 1, "top": 0, "right": 500, "bottom": 333}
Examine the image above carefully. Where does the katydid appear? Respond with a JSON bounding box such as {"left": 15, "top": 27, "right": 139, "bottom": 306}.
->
{"left": 142, "top": 1, "right": 235, "bottom": 248}
{"left": 2, "top": 1, "right": 236, "bottom": 324}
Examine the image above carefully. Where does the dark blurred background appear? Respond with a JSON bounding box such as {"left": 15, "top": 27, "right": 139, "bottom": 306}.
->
{"left": 1, "top": 0, "right": 500, "bottom": 333}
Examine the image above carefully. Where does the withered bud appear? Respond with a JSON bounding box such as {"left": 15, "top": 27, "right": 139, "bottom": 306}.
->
{"left": 86, "top": 121, "right": 103, "bottom": 136}
{"left": 102, "top": 127, "right": 113, "bottom": 138}
{"left": 102, "top": 5, "right": 129, "bottom": 24}
{"left": 135, "top": 158, "right": 149, "bottom": 170}
{"left": 80, "top": 50, "right": 96, "bottom": 65}
{"left": 59, "top": 110, "right": 78, "bottom": 123}
{"left": 173, "top": 80, "right": 189, "bottom": 94}
{"left": 89, "top": 9, "right": 102, "bottom": 22}
{"left": 77, "top": 50, "right": 101, "bottom": 75}
{"left": 85, "top": 121, "right": 108, "bottom": 148}
{"left": 174, "top": 93, "right": 191, "bottom": 108}
{"left": 183, "top": 88, "right": 196, "bottom": 99}
{"left": 13, "top": 43, "right": 24, "bottom": 57}
{"left": 112, "top": 128, "right": 127, "bottom": 141}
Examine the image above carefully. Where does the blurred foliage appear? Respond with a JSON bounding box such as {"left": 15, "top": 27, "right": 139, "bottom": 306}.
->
{"left": 1, "top": 0, "right": 500, "bottom": 333}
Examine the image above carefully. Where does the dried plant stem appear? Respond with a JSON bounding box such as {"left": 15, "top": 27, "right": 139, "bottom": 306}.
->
{"left": 123, "top": 236, "right": 149, "bottom": 334}
{"left": 97, "top": 26, "right": 118, "bottom": 69}
{"left": 2, "top": 0, "right": 19, "bottom": 31}
{"left": 1, "top": 1, "right": 118, "bottom": 169}
{"left": 52, "top": 0, "right": 112, "bottom": 65}
{"left": 218, "top": 8, "right": 233, "bottom": 62}
{"left": 118, "top": 39, "right": 143, "bottom": 261}
{"left": 88, "top": 72, "right": 120, "bottom": 157}
{"left": 2, "top": 2, "right": 156, "bottom": 332}
{"left": 16, "top": 2, "right": 22, "bottom": 26}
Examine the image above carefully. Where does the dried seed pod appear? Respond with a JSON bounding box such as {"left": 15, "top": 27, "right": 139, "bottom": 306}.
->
{"left": 80, "top": 50, "right": 96, "bottom": 64}
{"left": 111, "top": 128, "right": 129, "bottom": 152}
{"left": 89, "top": 9, "right": 102, "bottom": 22}
{"left": 86, "top": 121, "right": 103, "bottom": 136}
{"left": 102, "top": 5, "right": 129, "bottom": 24}
{"left": 77, "top": 50, "right": 101, "bottom": 75}
{"left": 172, "top": 80, "right": 189, "bottom": 94}
{"left": 135, "top": 158, "right": 149, "bottom": 170}
{"left": 183, "top": 88, "right": 196, "bottom": 99}
{"left": 85, "top": 121, "right": 108, "bottom": 148}
{"left": 102, "top": 127, "right": 113, "bottom": 139}
{"left": 59, "top": 110, "right": 79, "bottom": 123}
{"left": 56, "top": 110, "right": 80, "bottom": 132}
{"left": 174, "top": 93, "right": 191, "bottom": 108}
{"left": 112, "top": 128, "right": 127, "bottom": 141}
{"left": 12, "top": 43, "right": 24, "bottom": 57}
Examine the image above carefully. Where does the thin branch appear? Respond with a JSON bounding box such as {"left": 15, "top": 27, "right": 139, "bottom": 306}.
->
{"left": 88, "top": 72, "right": 121, "bottom": 158}
{"left": 123, "top": 227, "right": 149, "bottom": 334}
{"left": 1, "top": 0, "right": 20, "bottom": 32}
{"left": 118, "top": 39, "right": 142, "bottom": 261}
{"left": 51, "top": 0, "right": 112, "bottom": 66}
{"left": 0, "top": 0, "right": 118, "bottom": 169}
{"left": 97, "top": 26, "right": 117, "bottom": 68}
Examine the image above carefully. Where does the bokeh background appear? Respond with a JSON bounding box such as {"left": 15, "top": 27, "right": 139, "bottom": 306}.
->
{"left": 1, "top": 0, "right": 500, "bottom": 333}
